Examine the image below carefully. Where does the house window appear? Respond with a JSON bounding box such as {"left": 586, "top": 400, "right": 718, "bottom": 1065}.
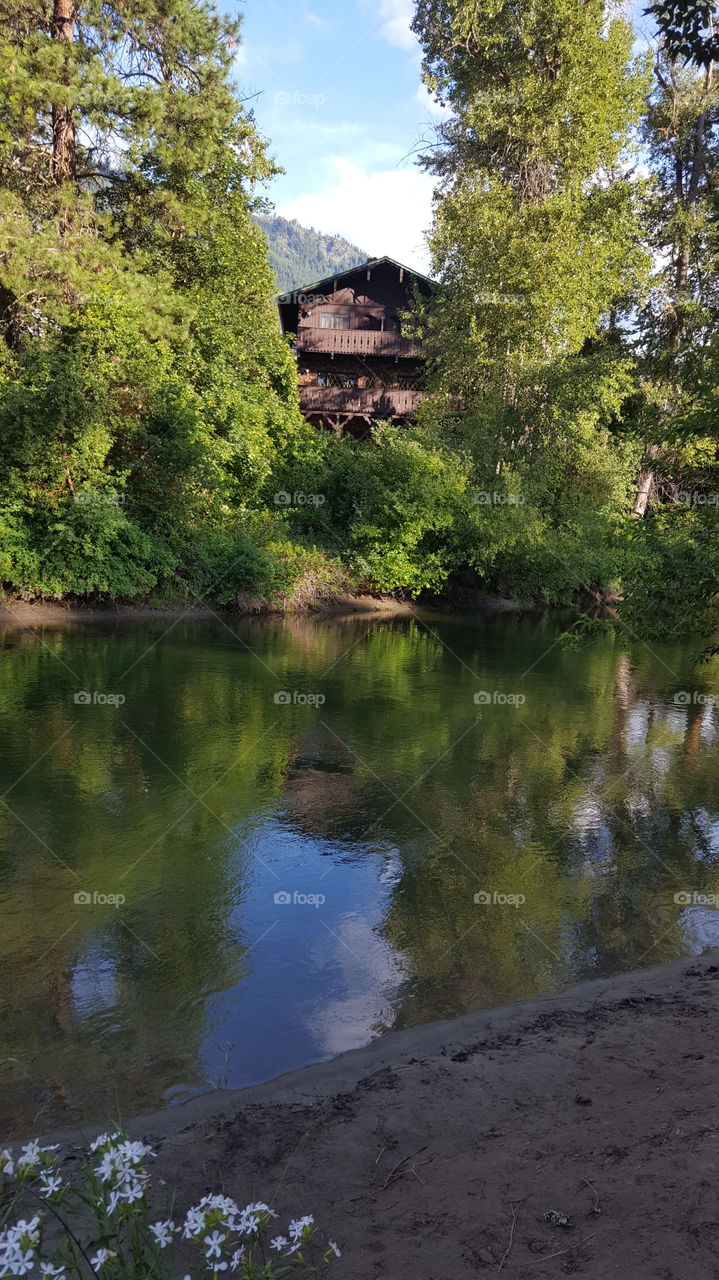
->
{"left": 384, "top": 315, "right": 401, "bottom": 333}
{"left": 320, "top": 313, "right": 350, "bottom": 330}
{"left": 356, "top": 312, "right": 381, "bottom": 330}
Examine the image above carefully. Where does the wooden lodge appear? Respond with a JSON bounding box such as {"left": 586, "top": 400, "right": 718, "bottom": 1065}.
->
{"left": 277, "top": 257, "right": 434, "bottom": 435}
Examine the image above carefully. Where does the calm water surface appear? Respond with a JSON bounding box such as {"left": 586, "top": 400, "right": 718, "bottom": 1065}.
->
{"left": 2, "top": 611, "right": 719, "bottom": 1133}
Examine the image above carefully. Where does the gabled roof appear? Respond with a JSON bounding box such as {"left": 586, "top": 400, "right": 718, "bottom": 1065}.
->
{"left": 277, "top": 255, "right": 435, "bottom": 301}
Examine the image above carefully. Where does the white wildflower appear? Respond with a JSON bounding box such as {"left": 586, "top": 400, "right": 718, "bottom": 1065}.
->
{"left": 89, "top": 1249, "right": 116, "bottom": 1270}
{"left": 243, "top": 1202, "right": 274, "bottom": 1217}
{"left": 0, "top": 1150, "right": 15, "bottom": 1178}
{"left": 328, "top": 1240, "right": 341, "bottom": 1257}
{"left": 4, "top": 1247, "right": 35, "bottom": 1276}
{"left": 16, "top": 1143, "right": 41, "bottom": 1172}
{"left": 115, "top": 1140, "right": 154, "bottom": 1164}
{"left": 203, "top": 1231, "right": 225, "bottom": 1261}
{"left": 183, "top": 1206, "right": 206, "bottom": 1239}
{"left": 269, "top": 1237, "right": 288, "bottom": 1252}
{"left": 229, "top": 1249, "right": 245, "bottom": 1271}
{"left": 16, "top": 1143, "right": 59, "bottom": 1177}
{"left": 12, "top": 1220, "right": 41, "bottom": 1247}
{"left": 89, "top": 1133, "right": 113, "bottom": 1154}
{"left": 118, "top": 1178, "right": 145, "bottom": 1204}
{"left": 288, "top": 1215, "right": 314, "bottom": 1241}
{"left": 199, "top": 1195, "right": 240, "bottom": 1228}
{"left": 40, "top": 1265, "right": 66, "bottom": 1278}
{"left": 106, "top": 1191, "right": 122, "bottom": 1216}
{"left": 149, "top": 1220, "right": 175, "bottom": 1249}
{"left": 237, "top": 1211, "right": 260, "bottom": 1235}
{"left": 38, "top": 1173, "right": 63, "bottom": 1197}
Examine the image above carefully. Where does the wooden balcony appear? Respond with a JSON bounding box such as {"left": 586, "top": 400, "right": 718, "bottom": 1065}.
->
{"left": 300, "top": 385, "right": 425, "bottom": 418}
{"left": 296, "top": 328, "right": 421, "bottom": 358}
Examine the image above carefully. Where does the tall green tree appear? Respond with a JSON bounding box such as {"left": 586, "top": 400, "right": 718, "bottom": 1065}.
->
{"left": 413, "top": 0, "right": 651, "bottom": 374}
{"left": 0, "top": 0, "right": 305, "bottom": 600}
{"left": 617, "top": 45, "right": 719, "bottom": 637}
{"left": 411, "top": 0, "right": 651, "bottom": 602}
{"left": 628, "top": 52, "right": 719, "bottom": 516}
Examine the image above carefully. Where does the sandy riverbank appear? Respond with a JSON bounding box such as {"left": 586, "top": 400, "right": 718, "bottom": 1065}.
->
{"left": 43, "top": 951, "right": 719, "bottom": 1279}
{"left": 0, "top": 595, "right": 420, "bottom": 627}
{"left": 0, "top": 589, "right": 527, "bottom": 628}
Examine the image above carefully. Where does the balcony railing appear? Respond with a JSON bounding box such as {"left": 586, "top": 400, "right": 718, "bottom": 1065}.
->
{"left": 296, "top": 328, "right": 421, "bottom": 358}
{"left": 299, "top": 386, "right": 425, "bottom": 417}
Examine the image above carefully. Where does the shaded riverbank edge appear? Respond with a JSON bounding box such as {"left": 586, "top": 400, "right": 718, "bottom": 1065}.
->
{"left": 0, "top": 590, "right": 525, "bottom": 628}
{"left": 42, "top": 950, "right": 719, "bottom": 1278}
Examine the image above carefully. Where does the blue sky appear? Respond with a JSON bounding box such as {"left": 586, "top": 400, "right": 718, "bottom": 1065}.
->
{"left": 230, "top": 0, "right": 439, "bottom": 271}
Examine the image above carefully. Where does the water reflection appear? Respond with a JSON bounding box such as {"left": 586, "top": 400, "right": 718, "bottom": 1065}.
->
{"left": 0, "top": 612, "right": 718, "bottom": 1134}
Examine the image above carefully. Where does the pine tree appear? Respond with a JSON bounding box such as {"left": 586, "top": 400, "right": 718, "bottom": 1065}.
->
{"left": 0, "top": 0, "right": 304, "bottom": 600}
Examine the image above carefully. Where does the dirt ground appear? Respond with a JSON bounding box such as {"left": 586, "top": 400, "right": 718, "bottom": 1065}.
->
{"left": 42, "top": 950, "right": 719, "bottom": 1279}
{"left": 0, "top": 594, "right": 417, "bottom": 627}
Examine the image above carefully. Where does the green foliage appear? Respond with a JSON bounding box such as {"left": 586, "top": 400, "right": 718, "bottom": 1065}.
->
{"left": 272, "top": 424, "right": 471, "bottom": 595}
{"left": 619, "top": 507, "right": 719, "bottom": 639}
{"left": 646, "top": 0, "right": 719, "bottom": 67}
{"left": 414, "top": 0, "right": 651, "bottom": 370}
{"left": 1, "top": 0, "right": 719, "bottom": 628}
{"left": 0, "top": 0, "right": 312, "bottom": 606}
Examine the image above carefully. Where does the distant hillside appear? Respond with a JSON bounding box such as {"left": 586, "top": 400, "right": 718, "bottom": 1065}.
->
{"left": 256, "top": 215, "right": 367, "bottom": 295}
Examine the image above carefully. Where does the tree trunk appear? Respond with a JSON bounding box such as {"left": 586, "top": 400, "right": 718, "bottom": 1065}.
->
{"left": 631, "top": 444, "right": 659, "bottom": 519}
{"left": 50, "top": 0, "right": 76, "bottom": 185}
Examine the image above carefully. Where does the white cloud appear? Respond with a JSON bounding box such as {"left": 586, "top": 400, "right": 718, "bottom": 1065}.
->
{"left": 304, "top": 9, "right": 329, "bottom": 29}
{"left": 416, "top": 83, "right": 450, "bottom": 119}
{"left": 270, "top": 118, "right": 366, "bottom": 143}
{"left": 277, "top": 156, "right": 434, "bottom": 274}
{"left": 368, "top": 0, "right": 418, "bottom": 52}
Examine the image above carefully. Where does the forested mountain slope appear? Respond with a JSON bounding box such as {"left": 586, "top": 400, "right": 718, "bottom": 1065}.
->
{"left": 256, "top": 215, "right": 367, "bottom": 293}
